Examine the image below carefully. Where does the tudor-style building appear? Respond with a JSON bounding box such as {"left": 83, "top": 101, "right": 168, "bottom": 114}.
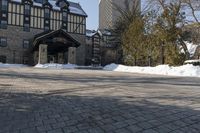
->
{"left": 0, "top": 0, "right": 87, "bottom": 65}
{"left": 86, "top": 29, "right": 120, "bottom": 66}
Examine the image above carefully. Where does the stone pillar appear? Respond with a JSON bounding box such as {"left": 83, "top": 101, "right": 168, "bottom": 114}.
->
{"left": 38, "top": 44, "right": 48, "bottom": 64}
{"left": 34, "top": 51, "right": 39, "bottom": 65}
{"left": 68, "top": 47, "right": 76, "bottom": 64}
{"left": 58, "top": 52, "right": 64, "bottom": 64}
{"left": 64, "top": 51, "right": 68, "bottom": 64}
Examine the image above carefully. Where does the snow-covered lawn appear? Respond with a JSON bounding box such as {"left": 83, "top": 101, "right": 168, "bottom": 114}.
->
{"left": 104, "top": 63, "right": 200, "bottom": 77}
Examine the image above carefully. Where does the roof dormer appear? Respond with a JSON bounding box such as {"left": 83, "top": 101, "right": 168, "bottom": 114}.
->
{"left": 43, "top": 0, "right": 52, "bottom": 9}
{"left": 33, "top": 0, "right": 44, "bottom": 4}
{"left": 56, "top": 0, "right": 69, "bottom": 11}
{"left": 22, "top": 0, "right": 33, "bottom": 5}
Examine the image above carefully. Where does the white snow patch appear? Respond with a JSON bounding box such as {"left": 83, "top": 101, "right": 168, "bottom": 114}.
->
{"left": 104, "top": 63, "right": 200, "bottom": 77}
{"left": 34, "top": 63, "right": 77, "bottom": 69}
{"left": 182, "top": 41, "right": 199, "bottom": 57}
{"left": 0, "top": 63, "right": 28, "bottom": 68}
{"left": 186, "top": 42, "right": 199, "bottom": 56}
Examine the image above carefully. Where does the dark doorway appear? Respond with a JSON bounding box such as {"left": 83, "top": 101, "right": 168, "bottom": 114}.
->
{"left": 0, "top": 55, "right": 6, "bottom": 63}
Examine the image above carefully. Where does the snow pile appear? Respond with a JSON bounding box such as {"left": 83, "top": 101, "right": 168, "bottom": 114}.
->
{"left": 0, "top": 63, "right": 27, "bottom": 68}
{"left": 34, "top": 63, "right": 77, "bottom": 69}
{"left": 104, "top": 63, "right": 200, "bottom": 77}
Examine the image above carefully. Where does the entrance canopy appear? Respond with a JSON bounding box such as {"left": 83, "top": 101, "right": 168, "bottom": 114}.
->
{"left": 33, "top": 29, "right": 81, "bottom": 53}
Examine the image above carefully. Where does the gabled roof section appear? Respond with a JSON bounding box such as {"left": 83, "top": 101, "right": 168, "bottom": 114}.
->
{"left": 68, "top": 1, "right": 87, "bottom": 16}
{"left": 86, "top": 30, "right": 101, "bottom": 38}
{"left": 11, "top": 0, "right": 87, "bottom": 17}
{"left": 21, "top": 0, "right": 33, "bottom": 4}
{"left": 33, "top": 29, "right": 81, "bottom": 48}
{"left": 43, "top": 0, "right": 53, "bottom": 8}
{"left": 55, "top": 0, "right": 70, "bottom": 11}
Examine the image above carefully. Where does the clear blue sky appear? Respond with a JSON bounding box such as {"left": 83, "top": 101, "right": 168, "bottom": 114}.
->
{"left": 70, "top": 0, "right": 99, "bottom": 30}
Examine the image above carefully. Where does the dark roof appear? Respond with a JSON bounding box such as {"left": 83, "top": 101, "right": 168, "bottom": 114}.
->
{"left": 33, "top": 29, "right": 81, "bottom": 48}
{"left": 86, "top": 29, "right": 102, "bottom": 37}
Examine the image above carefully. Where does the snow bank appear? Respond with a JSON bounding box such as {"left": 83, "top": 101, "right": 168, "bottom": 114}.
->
{"left": 34, "top": 63, "right": 77, "bottom": 69}
{"left": 104, "top": 63, "right": 200, "bottom": 77}
{"left": 0, "top": 63, "right": 27, "bottom": 68}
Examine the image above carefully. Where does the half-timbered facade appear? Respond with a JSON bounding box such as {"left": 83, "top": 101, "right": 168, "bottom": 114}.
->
{"left": 0, "top": 0, "right": 87, "bottom": 65}
{"left": 86, "top": 29, "right": 120, "bottom": 66}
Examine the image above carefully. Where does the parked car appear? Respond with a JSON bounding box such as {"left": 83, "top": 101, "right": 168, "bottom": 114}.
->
{"left": 184, "top": 59, "right": 200, "bottom": 66}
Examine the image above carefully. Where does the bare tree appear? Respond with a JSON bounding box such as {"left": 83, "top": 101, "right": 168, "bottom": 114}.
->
{"left": 147, "top": 0, "right": 200, "bottom": 23}
{"left": 183, "top": 0, "right": 200, "bottom": 24}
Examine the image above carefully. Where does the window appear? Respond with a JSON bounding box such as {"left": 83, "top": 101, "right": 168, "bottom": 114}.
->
{"left": 62, "top": 12, "right": 67, "bottom": 21}
{"left": 44, "top": 8, "right": 50, "bottom": 18}
{"left": 34, "top": 0, "right": 43, "bottom": 4}
{"left": 25, "top": 4, "right": 30, "bottom": 15}
{"left": 0, "top": 55, "right": 6, "bottom": 63}
{"left": 0, "top": 21, "right": 7, "bottom": 29}
{"left": 45, "top": 20, "right": 49, "bottom": 24}
{"left": 23, "top": 40, "right": 29, "bottom": 49}
{"left": 24, "top": 23, "right": 30, "bottom": 32}
{"left": 2, "top": 0, "right": 8, "bottom": 11}
{"left": 2, "top": 13, "right": 7, "bottom": 18}
{"left": 25, "top": 17, "right": 29, "bottom": 21}
{"left": 44, "top": 26, "right": 49, "bottom": 31}
{"left": 0, "top": 37, "right": 7, "bottom": 47}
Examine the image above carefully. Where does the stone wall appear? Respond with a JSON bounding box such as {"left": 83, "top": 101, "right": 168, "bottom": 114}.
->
{"left": 101, "top": 47, "right": 117, "bottom": 66}
{"left": 38, "top": 44, "right": 48, "bottom": 64}
{"left": 85, "top": 37, "right": 93, "bottom": 65}
{"left": 69, "top": 33, "right": 86, "bottom": 65}
{"left": 68, "top": 47, "right": 76, "bottom": 64}
{"left": 86, "top": 35, "right": 118, "bottom": 66}
{"left": 0, "top": 25, "right": 87, "bottom": 65}
{"left": 0, "top": 25, "right": 43, "bottom": 64}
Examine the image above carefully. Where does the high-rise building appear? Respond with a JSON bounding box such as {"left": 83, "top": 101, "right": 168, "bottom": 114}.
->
{"left": 99, "top": 0, "right": 140, "bottom": 30}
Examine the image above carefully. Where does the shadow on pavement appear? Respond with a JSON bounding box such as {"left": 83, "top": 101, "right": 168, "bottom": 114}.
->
{"left": 0, "top": 70, "right": 200, "bottom": 87}
{"left": 0, "top": 91, "right": 200, "bottom": 133}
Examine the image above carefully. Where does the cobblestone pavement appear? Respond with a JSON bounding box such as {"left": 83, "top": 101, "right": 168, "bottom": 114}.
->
{"left": 0, "top": 67, "right": 200, "bottom": 133}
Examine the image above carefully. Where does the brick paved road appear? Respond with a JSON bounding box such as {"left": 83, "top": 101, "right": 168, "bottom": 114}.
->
{"left": 0, "top": 67, "right": 200, "bottom": 133}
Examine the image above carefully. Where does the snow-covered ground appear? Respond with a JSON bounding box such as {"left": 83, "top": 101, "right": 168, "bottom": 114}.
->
{"left": 34, "top": 63, "right": 77, "bottom": 69}
{"left": 0, "top": 63, "right": 27, "bottom": 68}
{"left": 35, "top": 63, "right": 103, "bottom": 69}
{"left": 0, "top": 63, "right": 100, "bottom": 69}
{"left": 1, "top": 63, "right": 200, "bottom": 78}
{"left": 104, "top": 63, "right": 200, "bottom": 77}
